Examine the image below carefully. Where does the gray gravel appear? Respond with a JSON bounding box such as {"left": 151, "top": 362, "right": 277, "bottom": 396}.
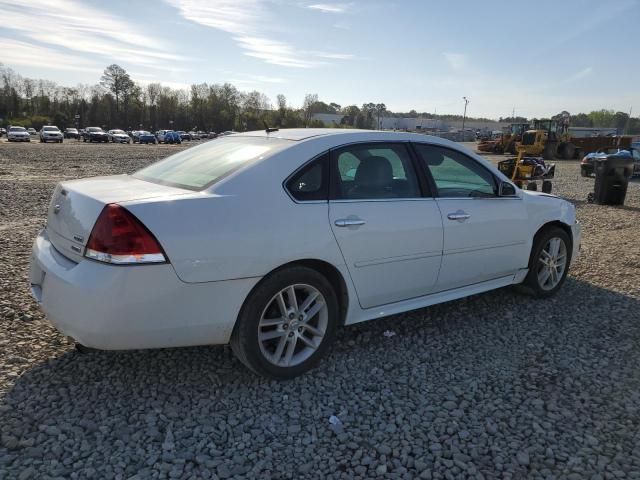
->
{"left": 1, "top": 140, "right": 640, "bottom": 479}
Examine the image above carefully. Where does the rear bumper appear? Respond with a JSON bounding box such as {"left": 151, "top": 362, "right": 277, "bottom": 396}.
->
{"left": 29, "top": 229, "right": 260, "bottom": 350}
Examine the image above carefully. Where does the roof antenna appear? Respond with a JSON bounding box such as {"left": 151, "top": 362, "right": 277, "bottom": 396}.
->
{"left": 263, "top": 121, "right": 279, "bottom": 134}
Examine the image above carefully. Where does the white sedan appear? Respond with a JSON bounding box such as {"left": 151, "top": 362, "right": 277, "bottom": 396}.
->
{"left": 40, "top": 125, "right": 64, "bottom": 143}
{"left": 29, "top": 129, "right": 581, "bottom": 378}
{"left": 108, "top": 129, "right": 131, "bottom": 143}
{"left": 7, "top": 126, "right": 31, "bottom": 142}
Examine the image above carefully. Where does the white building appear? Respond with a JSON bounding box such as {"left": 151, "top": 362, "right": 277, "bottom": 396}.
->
{"left": 379, "top": 117, "right": 446, "bottom": 131}
{"left": 310, "top": 113, "right": 345, "bottom": 126}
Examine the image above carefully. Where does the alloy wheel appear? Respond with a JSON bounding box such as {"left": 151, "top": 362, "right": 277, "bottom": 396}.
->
{"left": 258, "top": 284, "right": 328, "bottom": 367}
{"left": 537, "top": 237, "right": 567, "bottom": 290}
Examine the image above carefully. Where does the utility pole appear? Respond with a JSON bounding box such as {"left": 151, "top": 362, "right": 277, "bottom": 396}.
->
{"left": 461, "top": 96, "right": 469, "bottom": 140}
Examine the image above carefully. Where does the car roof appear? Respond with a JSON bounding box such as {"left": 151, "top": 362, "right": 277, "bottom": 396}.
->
{"left": 233, "top": 128, "right": 372, "bottom": 141}
{"left": 231, "top": 128, "right": 465, "bottom": 144}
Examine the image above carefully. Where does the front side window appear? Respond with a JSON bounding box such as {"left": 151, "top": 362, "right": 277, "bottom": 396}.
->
{"left": 134, "top": 136, "right": 290, "bottom": 190}
{"left": 285, "top": 153, "right": 328, "bottom": 201}
{"left": 414, "top": 144, "right": 497, "bottom": 198}
{"left": 332, "top": 143, "right": 420, "bottom": 200}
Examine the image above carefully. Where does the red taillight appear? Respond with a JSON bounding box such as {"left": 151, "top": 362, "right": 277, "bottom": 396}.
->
{"left": 85, "top": 204, "right": 166, "bottom": 264}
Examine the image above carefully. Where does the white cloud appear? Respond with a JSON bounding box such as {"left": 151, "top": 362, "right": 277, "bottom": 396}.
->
{"left": 0, "top": 38, "right": 102, "bottom": 73}
{"left": 566, "top": 66, "right": 593, "bottom": 83}
{"left": 227, "top": 74, "right": 287, "bottom": 86}
{"left": 443, "top": 52, "right": 467, "bottom": 71}
{"left": 0, "top": 0, "right": 184, "bottom": 70}
{"left": 165, "top": 0, "right": 352, "bottom": 68}
{"left": 307, "top": 3, "right": 350, "bottom": 13}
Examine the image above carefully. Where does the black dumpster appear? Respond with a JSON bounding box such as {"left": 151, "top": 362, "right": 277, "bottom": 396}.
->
{"left": 593, "top": 154, "right": 634, "bottom": 205}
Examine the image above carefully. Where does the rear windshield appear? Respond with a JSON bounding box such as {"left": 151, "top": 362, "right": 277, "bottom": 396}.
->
{"left": 10, "top": 127, "right": 26, "bottom": 132}
{"left": 133, "top": 136, "right": 291, "bottom": 190}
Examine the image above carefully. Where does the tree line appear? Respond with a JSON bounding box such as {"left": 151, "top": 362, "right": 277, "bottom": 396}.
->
{"left": 1, "top": 63, "right": 638, "bottom": 134}
{"left": 0, "top": 64, "right": 390, "bottom": 132}
{"left": 499, "top": 110, "right": 640, "bottom": 134}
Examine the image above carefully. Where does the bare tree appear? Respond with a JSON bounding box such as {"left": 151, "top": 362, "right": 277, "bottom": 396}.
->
{"left": 100, "top": 64, "right": 134, "bottom": 113}
{"left": 303, "top": 93, "right": 318, "bottom": 127}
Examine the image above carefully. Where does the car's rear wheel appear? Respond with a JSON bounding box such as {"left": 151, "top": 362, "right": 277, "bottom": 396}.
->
{"left": 231, "top": 266, "right": 338, "bottom": 379}
{"left": 523, "top": 227, "right": 571, "bottom": 297}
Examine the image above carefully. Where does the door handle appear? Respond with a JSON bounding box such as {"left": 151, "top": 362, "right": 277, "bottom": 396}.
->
{"left": 335, "top": 218, "right": 366, "bottom": 227}
{"left": 447, "top": 210, "right": 471, "bottom": 221}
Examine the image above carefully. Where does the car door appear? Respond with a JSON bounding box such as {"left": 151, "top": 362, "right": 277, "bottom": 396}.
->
{"left": 328, "top": 142, "right": 443, "bottom": 309}
{"left": 413, "top": 143, "right": 529, "bottom": 291}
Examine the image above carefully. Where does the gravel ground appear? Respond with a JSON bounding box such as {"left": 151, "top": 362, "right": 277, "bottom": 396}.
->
{"left": 1, "top": 140, "right": 639, "bottom": 479}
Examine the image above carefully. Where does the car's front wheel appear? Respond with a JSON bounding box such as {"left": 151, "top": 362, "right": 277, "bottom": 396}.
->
{"left": 231, "top": 266, "right": 338, "bottom": 379}
{"left": 523, "top": 226, "right": 571, "bottom": 297}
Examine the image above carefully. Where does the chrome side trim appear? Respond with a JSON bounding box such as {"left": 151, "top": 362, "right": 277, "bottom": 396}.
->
{"left": 354, "top": 250, "right": 442, "bottom": 268}
{"left": 443, "top": 241, "right": 526, "bottom": 256}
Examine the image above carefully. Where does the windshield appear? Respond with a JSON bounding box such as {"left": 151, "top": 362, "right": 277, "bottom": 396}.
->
{"left": 133, "top": 136, "right": 290, "bottom": 190}
{"left": 43, "top": 126, "right": 59, "bottom": 131}
{"left": 111, "top": 130, "right": 125, "bottom": 134}
{"left": 139, "top": 131, "right": 151, "bottom": 135}
{"left": 66, "top": 128, "right": 77, "bottom": 132}
{"left": 87, "top": 127, "right": 103, "bottom": 132}
{"left": 10, "top": 127, "right": 26, "bottom": 132}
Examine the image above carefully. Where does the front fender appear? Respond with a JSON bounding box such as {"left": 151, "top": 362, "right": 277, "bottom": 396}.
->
{"left": 522, "top": 191, "right": 580, "bottom": 265}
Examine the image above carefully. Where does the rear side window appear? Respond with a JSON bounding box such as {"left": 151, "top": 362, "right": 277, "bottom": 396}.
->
{"left": 286, "top": 153, "right": 329, "bottom": 201}
{"left": 134, "top": 136, "right": 290, "bottom": 190}
{"left": 332, "top": 143, "right": 421, "bottom": 200}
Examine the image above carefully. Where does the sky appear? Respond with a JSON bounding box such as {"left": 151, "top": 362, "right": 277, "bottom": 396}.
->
{"left": 0, "top": 0, "right": 638, "bottom": 119}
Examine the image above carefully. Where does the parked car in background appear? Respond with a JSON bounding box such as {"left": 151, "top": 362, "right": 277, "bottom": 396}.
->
{"left": 82, "top": 127, "right": 109, "bottom": 143}
{"left": 175, "top": 130, "right": 191, "bottom": 141}
{"left": 580, "top": 147, "right": 640, "bottom": 177}
{"left": 27, "top": 128, "right": 37, "bottom": 136}
{"left": 40, "top": 126, "right": 64, "bottom": 143}
{"left": 207, "top": 131, "right": 219, "bottom": 139}
{"left": 29, "top": 129, "right": 581, "bottom": 379}
{"left": 0, "top": 127, "right": 6, "bottom": 137}
{"left": 132, "top": 131, "right": 157, "bottom": 144}
{"left": 64, "top": 128, "right": 79, "bottom": 139}
{"left": 7, "top": 126, "right": 31, "bottom": 142}
{"left": 108, "top": 129, "right": 132, "bottom": 144}
{"left": 197, "top": 131, "right": 207, "bottom": 139}
{"left": 155, "top": 130, "right": 173, "bottom": 143}
{"left": 187, "top": 131, "right": 198, "bottom": 140}
{"left": 163, "top": 131, "right": 182, "bottom": 144}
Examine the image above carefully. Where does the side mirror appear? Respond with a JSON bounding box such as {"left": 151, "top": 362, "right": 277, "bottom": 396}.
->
{"left": 498, "top": 181, "right": 517, "bottom": 196}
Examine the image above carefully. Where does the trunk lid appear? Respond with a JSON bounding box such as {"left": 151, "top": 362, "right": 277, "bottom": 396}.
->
{"left": 46, "top": 174, "right": 192, "bottom": 262}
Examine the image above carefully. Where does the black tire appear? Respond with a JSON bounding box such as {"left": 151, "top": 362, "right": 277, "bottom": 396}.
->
{"left": 231, "top": 266, "right": 339, "bottom": 379}
{"left": 523, "top": 226, "right": 572, "bottom": 297}
{"left": 542, "top": 142, "right": 556, "bottom": 160}
{"left": 527, "top": 182, "right": 537, "bottom": 191}
{"left": 580, "top": 168, "right": 589, "bottom": 177}
{"left": 542, "top": 180, "right": 552, "bottom": 193}
{"left": 75, "top": 343, "right": 98, "bottom": 353}
{"left": 506, "top": 141, "right": 517, "bottom": 155}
